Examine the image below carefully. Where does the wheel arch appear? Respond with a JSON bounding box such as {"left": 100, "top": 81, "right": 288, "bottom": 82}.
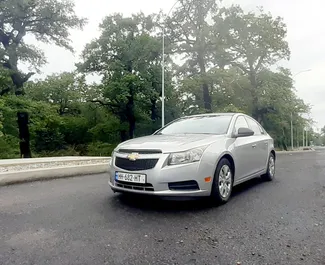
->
{"left": 215, "top": 152, "right": 235, "bottom": 179}
{"left": 271, "top": 149, "right": 276, "bottom": 160}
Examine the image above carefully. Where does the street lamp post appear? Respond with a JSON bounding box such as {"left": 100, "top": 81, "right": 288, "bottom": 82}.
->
{"left": 293, "top": 69, "right": 311, "bottom": 78}
{"left": 162, "top": 29, "right": 165, "bottom": 128}
{"left": 290, "top": 69, "right": 312, "bottom": 150}
{"left": 161, "top": 0, "right": 180, "bottom": 128}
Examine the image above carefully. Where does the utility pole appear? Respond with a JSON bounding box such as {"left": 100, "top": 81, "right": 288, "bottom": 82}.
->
{"left": 291, "top": 112, "right": 294, "bottom": 150}
{"left": 292, "top": 69, "right": 311, "bottom": 149}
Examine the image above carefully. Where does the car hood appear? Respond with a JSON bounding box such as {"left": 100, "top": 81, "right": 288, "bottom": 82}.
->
{"left": 116, "top": 134, "right": 227, "bottom": 153}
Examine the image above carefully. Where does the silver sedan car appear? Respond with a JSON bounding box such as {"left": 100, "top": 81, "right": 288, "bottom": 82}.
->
{"left": 108, "top": 113, "right": 276, "bottom": 204}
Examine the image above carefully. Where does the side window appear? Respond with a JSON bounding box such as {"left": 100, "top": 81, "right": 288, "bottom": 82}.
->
{"left": 258, "top": 124, "right": 266, "bottom": 134}
{"left": 234, "top": 116, "right": 249, "bottom": 133}
{"left": 246, "top": 117, "right": 262, "bottom": 135}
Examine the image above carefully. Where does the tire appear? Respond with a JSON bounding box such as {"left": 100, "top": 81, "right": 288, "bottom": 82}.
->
{"left": 210, "top": 158, "right": 234, "bottom": 204}
{"left": 261, "top": 152, "right": 275, "bottom": 181}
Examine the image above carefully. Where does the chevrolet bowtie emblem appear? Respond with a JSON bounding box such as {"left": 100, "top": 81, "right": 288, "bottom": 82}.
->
{"left": 127, "top": 153, "right": 139, "bottom": 161}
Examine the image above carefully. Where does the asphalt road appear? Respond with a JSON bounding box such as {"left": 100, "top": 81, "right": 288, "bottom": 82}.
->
{"left": 1, "top": 151, "right": 325, "bottom": 265}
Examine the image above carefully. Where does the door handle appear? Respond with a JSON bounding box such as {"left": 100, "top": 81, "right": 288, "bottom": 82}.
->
{"left": 252, "top": 144, "right": 257, "bottom": 148}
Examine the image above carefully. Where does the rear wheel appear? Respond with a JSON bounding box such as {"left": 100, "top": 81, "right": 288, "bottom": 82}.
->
{"left": 211, "top": 158, "right": 233, "bottom": 204}
{"left": 261, "top": 152, "right": 275, "bottom": 181}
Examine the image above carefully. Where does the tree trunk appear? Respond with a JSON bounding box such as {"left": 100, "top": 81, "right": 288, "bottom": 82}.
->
{"left": 249, "top": 71, "right": 261, "bottom": 121}
{"left": 281, "top": 128, "right": 288, "bottom": 151}
{"left": 11, "top": 73, "right": 25, "bottom": 95}
{"left": 126, "top": 94, "right": 135, "bottom": 139}
{"left": 128, "top": 116, "right": 135, "bottom": 139}
{"left": 150, "top": 98, "right": 158, "bottom": 133}
{"left": 17, "top": 112, "right": 32, "bottom": 158}
{"left": 3, "top": 43, "right": 34, "bottom": 158}
{"left": 202, "top": 82, "right": 211, "bottom": 111}
{"left": 120, "top": 130, "right": 127, "bottom": 142}
{"left": 10, "top": 71, "right": 32, "bottom": 158}
{"left": 198, "top": 55, "right": 212, "bottom": 112}
{"left": 150, "top": 98, "right": 157, "bottom": 121}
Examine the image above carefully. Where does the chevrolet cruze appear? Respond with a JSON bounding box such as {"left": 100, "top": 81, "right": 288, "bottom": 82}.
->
{"left": 108, "top": 113, "right": 276, "bottom": 204}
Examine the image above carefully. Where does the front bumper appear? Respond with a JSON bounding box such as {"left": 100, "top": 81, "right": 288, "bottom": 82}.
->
{"left": 108, "top": 182, "right": 209, "bottom": 196}
{"left": 108, "top": 153, "right": 214, "bottom": 197}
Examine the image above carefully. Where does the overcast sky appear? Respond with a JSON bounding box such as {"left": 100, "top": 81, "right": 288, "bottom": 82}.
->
{"left": 23, "top": 0, "right": 325, "bottom": 129}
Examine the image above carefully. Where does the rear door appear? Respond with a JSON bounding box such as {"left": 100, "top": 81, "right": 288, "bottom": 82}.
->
{"left": 232, "top": 115, "right": 259, "bottom": 181}
{"left": 245, "top": 117, "right": 269, "bottom": 172}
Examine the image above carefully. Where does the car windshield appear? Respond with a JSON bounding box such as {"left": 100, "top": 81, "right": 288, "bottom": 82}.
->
{"left": 157, "top": 115, "right": 233, "bottom": 135}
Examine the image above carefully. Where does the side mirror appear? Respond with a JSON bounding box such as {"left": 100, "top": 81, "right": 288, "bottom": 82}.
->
{"left": 234, "top": 127, "right": 254, "bottom": 138}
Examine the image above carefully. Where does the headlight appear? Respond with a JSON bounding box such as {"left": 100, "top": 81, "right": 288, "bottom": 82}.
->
{"left": 168, "top": 146, "right": 207, "bottom": 166}
{"left": 110, "top": 150, "right": 115, "bottom": 166}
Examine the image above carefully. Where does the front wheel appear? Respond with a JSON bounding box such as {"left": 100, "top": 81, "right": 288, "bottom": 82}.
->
{"left": 261, "top": 153, "right": 275, "bottom": 181}
{"left": 210, "top": 158, "right": 233, "bottom": 204}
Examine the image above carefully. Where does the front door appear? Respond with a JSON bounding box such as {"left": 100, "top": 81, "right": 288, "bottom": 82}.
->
{"left": 231, "top": 115, "right": 259, "bottom": 181}
{"left": 245, "top": 117, "right": 269, "bottom": 172}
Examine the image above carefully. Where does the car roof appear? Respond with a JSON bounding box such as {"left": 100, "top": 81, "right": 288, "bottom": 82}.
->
{"left": 183, "top": 112, "right": 241, "bottom": 118}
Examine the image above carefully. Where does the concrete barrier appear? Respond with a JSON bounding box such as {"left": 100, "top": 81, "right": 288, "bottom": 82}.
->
{"left": 0, "top": 163, "right": 108, "bottom": 186}
{"left": 0, "top": 156, "right": 110, "bottom": 166}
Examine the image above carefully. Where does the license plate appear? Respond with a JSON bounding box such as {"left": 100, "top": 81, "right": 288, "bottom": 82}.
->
{"left": 115, "top": 172, "right": 146, "bottom": 184}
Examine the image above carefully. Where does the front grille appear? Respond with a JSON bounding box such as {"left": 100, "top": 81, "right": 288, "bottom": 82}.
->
{"left": 168, "top": 180, "right": 200, "bottom": 191}
{"left": 118, "top": 149, "right": 162, "bottom": 154}
{"left": 115, "top": 180, "right": 154, "bottom": 191}
{"left": 115, "top": 157, "right": 158, "bottom": 171}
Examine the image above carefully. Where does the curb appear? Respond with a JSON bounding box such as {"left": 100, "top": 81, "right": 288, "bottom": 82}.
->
{"left": 276, "top": 149, "right": 315, "bottom": 154}
{"left": 0, "top": 163, "right": 108, "bottom": 187}
{"left": 0, "top": 156, "right": 110, "bottom": 166}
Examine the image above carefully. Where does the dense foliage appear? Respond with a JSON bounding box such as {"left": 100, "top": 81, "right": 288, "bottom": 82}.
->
{"left": 0, "top": 0, "right": 323, "bottom": 158}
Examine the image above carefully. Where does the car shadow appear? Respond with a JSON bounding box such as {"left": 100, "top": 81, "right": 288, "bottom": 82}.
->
{"left": 232, "top": 177, "right": 266, "bottom": 197}
{"left": 108, "top": 177, "right": 266, "bottom": 213}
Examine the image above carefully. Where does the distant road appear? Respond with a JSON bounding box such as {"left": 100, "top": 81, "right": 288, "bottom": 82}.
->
{"left": 314, "top": 146, "right": 325, "bottom": 150}
{"left": 1, "top": 151, "right": 325, "bottom": 265}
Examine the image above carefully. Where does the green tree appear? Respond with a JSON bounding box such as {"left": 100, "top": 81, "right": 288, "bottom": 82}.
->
{"left": 78, "top": 13, "right": 171, "bottom": 140}
{"left": 0, "top": 67, "right": 13, "bottom": 95}
{"left": 165, "top": 0, "right": 222, "bottom": 112}
{"left": 0, "top": 0, "right": 86, "bottom": 94}
{"left": 25, "top": 72, "right": 89, "bottom": 115}
{"left": 0, "top": 95, "right": 63, "bottom": 154}
{"left": 223, "top": 6, "right": 290, "bottom": 122}
{"left": 321, "top": 126, "right": 325, "bottom": 135}
{"left": 25, "top": 73, "right": 109, "bottom": 148}
{"left": 0, "top": 0, "right": 86, "bottom": 157}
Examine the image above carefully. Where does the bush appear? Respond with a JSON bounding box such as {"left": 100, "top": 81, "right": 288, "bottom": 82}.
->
{"left": 59, "top": 116, "right": 91, "bottom": 145}
{"left": 34, "top": 146, "right": 80, "bottom": 157}
{"left": 33, "top": 128, "right": 65, "bottom": 152}
{"left": 0, "top": 135, "right": 20, "bottom": 159}
{"left": 86, "top": 142, "right": 117, "bottom": 156}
